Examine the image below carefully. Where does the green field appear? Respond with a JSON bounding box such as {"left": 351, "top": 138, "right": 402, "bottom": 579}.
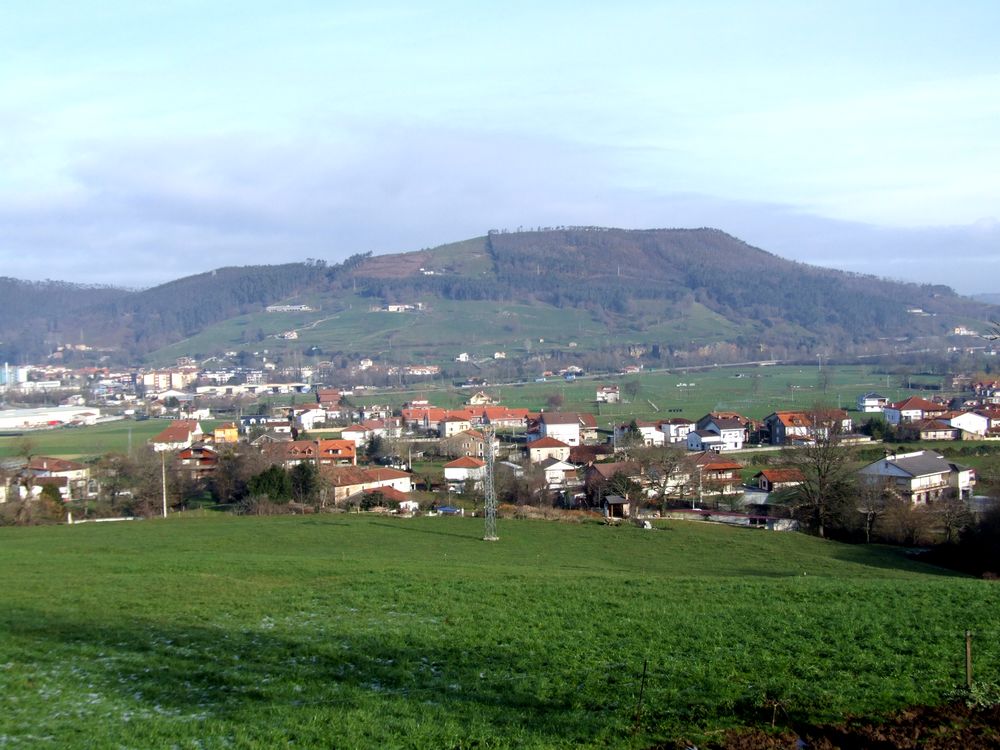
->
{"left": 0, "top": 419, "right": 225, "bottom": 461}
{"left": 1, "top": 515, "right": 997, "bottom": 748}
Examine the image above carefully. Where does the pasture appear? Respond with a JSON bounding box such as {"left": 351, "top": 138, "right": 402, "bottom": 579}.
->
{"left": 1, "top": 515, "right": 997, "bottom": 748}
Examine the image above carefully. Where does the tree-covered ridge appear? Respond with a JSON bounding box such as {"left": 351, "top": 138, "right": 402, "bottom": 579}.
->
{"left": 351, "top": 227, "right": 991, "bottom": 349}
{"left": 0, "top": 261, "right": 342, "bottom": 362}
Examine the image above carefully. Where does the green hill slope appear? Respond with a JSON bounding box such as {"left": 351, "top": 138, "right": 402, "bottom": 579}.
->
{"left": 1, "top": 516, "right": 996, "bottom": 748}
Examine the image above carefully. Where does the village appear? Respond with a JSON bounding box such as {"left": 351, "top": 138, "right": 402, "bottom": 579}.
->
{"left": 3, "top": 361, "right": 997, "bottom": 541}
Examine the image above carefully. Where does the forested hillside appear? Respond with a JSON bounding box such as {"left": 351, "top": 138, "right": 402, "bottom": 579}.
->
{"left": 352, "top": 228, "right": 991, "bottom": 350}
{"left": 2, "top": 227, "right": 994, "bottom": 365}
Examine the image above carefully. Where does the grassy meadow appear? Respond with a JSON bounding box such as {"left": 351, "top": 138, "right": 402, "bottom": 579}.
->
{"left": 1, "top": 515, "right": 998, "bottom": 748}
{"left": 0, "top": 419, "right": 225, "bottom": 461}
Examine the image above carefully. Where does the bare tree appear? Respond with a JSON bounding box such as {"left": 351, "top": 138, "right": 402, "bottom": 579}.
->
{"left": 779, "top": 409, "right": 855, "bottom": 538}
{"left": 857, "top": 478, "right": 891, "bottom": 543}
{"left": 936, "top": 494, "right": 973, "bottom": 545}
{"left": 632, "top": 446, "right": 687, "bottom": 511}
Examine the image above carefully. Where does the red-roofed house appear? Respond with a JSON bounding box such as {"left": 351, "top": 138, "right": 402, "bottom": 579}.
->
{"left": 752, "top": 468, "right": 804, "bottom": 493}
{"left": 883, "top": 397, "right": 948, "bottom": 426}
{"left": 151, "top": 420, "right": 203, "bottom": 452}
{"left": 527, "top": 436, "right": 571, "bottom": 464}
{"left": 443, "top": 456, "right": 486, "bottom": 489}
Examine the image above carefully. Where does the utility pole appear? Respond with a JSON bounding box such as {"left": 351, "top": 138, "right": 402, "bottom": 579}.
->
{"left": 160, "top": 451, "right": 168, "bottom": 519}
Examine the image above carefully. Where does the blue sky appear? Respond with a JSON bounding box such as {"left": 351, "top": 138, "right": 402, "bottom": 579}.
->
{"left": 1, "top": 1, "right": 998, "bottom": 292}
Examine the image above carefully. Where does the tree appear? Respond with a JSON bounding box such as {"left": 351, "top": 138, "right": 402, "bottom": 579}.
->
{"left": 248, "top": 465, "right": 292, "bottom": 503}
{"left": 857, "top": 477, "right": 891, "bottom": 543}
{"left": 622, "top": 378, "right": 641, "bottom": 401}
{"left": 878, "top": 497, "right": 934, "bottom": 545}
{"left": 605, "top": 471, "right": 644, "bottom": 516}
{"left": 779, "top": 411, "right": 855, "bottom": 538}
{"left": 936, "top": 495, "right": 973, "bottom": 545}
{"left": 289, "top": 462, "right": 320, "bottom": 506}
{"left": 632, "top": 446, "right": 686, "bottom": 510}
{"left": 545, "top": 392, "right": 565, "bottom": 410}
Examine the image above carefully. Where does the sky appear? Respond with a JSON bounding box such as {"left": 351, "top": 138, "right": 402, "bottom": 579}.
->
{"left": 1, "top": 1, "right": 998, "bottom": 293}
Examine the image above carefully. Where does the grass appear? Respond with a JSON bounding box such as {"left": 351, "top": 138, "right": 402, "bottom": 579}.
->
{"left": 0, "top": 419, "right": 225, "bottom": 461}
{"left": 1, "top": 515, "right": 998, "bottom": 748}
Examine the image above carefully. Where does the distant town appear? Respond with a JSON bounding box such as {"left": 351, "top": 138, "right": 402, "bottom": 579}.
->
{"left": 3, "top": 353, "right": 998, "bottom": 545}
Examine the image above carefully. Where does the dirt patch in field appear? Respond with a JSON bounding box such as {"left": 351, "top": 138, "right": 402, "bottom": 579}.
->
{"left": 656, "top": 702, "right": 1000, "bottom": 749}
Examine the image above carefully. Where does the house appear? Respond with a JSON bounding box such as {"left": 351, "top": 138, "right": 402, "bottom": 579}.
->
{"left": 443, "top": 456, "right": 487, "bottom": 490}
{"left": 316, "top": 388, "right": 341, "bottom": 407}
{"left": 946, "top": 411, "right": 990, "bottom": 438}
{"left": 250, "top": 430, "right": 293, "bottom": 447}
{"left": 614, "top": 421, "right": 665, "bottom": 447}
{"left": 596, "top": 385, "right": 620, "bottom": 404}
{"left": 856, "top": 392, "right": 890, "bottom": 412}
{"left": 883, "top": 397, "right": 948, "bottom": 426}
{"left": 150, "top": 420, "right": 203, "bottom": 452}
{"left": 694, "top": 413, "right": 747, "bottom": 451}
{"left": 689, "top": 452, "right": 744, "bottom": 498}
{"left": 445, "top": 429, "right": 500, "bottom": 459}
{"left": 858, "top": 450, "right": 975, "bottom": 504}
{"left": 438, "top": 416, "right": 473, "bottom": 438}
{"left": 321, "top": 466, "right": 413, "bottom": 503}
{"left": 527, "top": 436, "right": 571, "bottom": 464}
{"left": 25, "top": 457, "right": 91, "bottom": 500}
{"left": 213, "top": 422, "right": 239, "bottom": 445}
{"left": 264, "top": 439, "right": 357, "bottom": 468}
{"left": 752, "top": 468, "right": 804, "bottom": 493}
{"left": 480, "top": 406, "right": 532, "bottom": 429}
{"left": 686, "top": 430, "right": 725, "bottom": 453}
{"left": 578, "top": 413, "right": 599, "bottom": 443}
{"left": 538, "top": 412, "right": 582, "bottom": 446}
{"left": 762, "top": 410, "right": 852, "bottom": 445}
{"left": 177, "top": 445, "right": 219, "bottom": 479}
{"left": 341, "top": 424, "right": 371, "bottom": 447}
{"left": 537, "top": 458, "right": 578, "bottom": 489}
{"left": 659, "top": 417, "right": 695, "bottom": 444}
{"left": 465, "top": 391, "right": 496, "bottom": 406}
{"left": 899, "top": 419, "right": 961, "bottom": 441}
{"left": 291, "top": 407, "right": 327, "bottom": 431}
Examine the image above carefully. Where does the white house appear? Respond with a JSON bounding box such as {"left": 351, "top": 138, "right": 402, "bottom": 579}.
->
{"left": 858, "top": 450, "right": 975, "bottom": 504}
{"left": 614, "top": 421, "right": 665, "bottom": 447}
{"left": 443, "top": 456, "right": 486, "bottom": 489}
{"left": 946, "top": 411, "right": 990, "bottom": 438}
{"left": 659, "top": 418, "right": 695, "bottom": 444}
{"left": 527, "top": 436, "right": 571, "bottom": 464}
{"left": 596, "top": 385, "right": 620, "bottom": 404}
{"left": 883, "top": 397, "right": 947, "bottom": 426}
{"left": 538, "top": 458, "right": 578, "bottom": 489}
{"left": 539, "top": 413, "right": 582, "bottom": 447}
{"left": 694, "top": 415, "right": 745, "bottom": 451}
{"left": 292, "top": 407, "right": 327, "bottom": 431}
{"left": 687, "top": 430, "right": 725, "bottom": 453}
{"left": 856, "top": 392, "right": 890, "bottom": 412}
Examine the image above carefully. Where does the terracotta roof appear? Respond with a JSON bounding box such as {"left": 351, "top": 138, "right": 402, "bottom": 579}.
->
{"left": 755, "top": 468, "right": 804, "bottom": 483}
{"left": 28, "top": 457, "right": 86, "bottom": 473}
{"left": 363, "top": 467, "right": 410, "bottom": 481}
{"left": 891, "top": 397, "right": 945, "bottom": 411}
{"left": 528, "top": 436, "right": 570, "bottom": 449}
{"left": 151, "top": 420, "right": 200, "bottom": 445}
{"left": 444, "top": 456, "right": 486, "bottom": 469}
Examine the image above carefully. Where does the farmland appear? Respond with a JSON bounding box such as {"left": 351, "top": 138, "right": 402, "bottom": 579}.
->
{"left": 1, "top": 515, "right": 997, "bottom": 748}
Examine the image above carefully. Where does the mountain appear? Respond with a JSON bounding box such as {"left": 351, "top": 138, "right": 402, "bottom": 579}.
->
{"left": 1, "top": 228, "right": 996, "bottom": 367}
